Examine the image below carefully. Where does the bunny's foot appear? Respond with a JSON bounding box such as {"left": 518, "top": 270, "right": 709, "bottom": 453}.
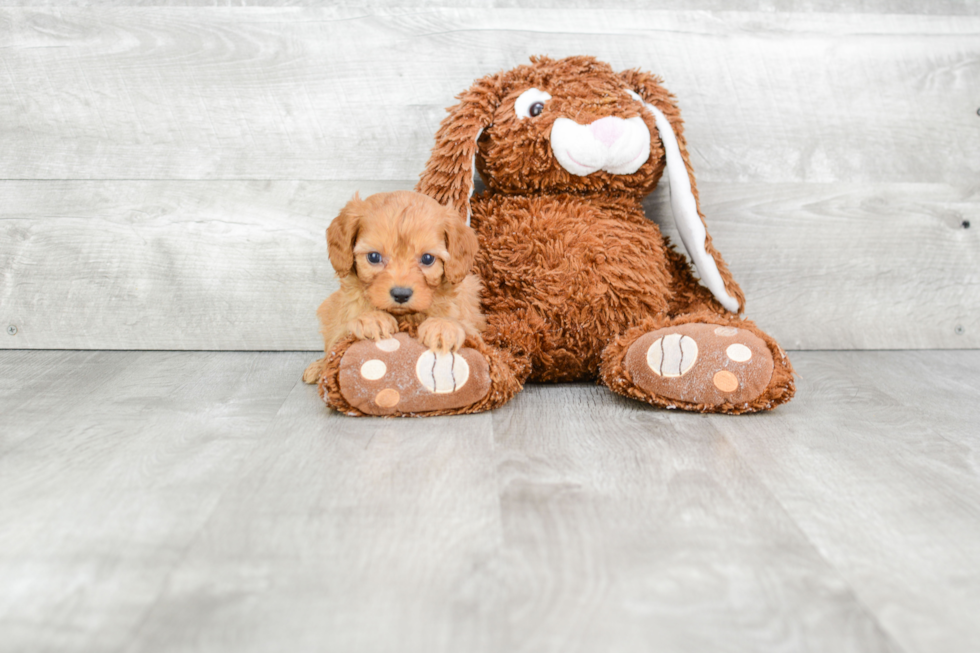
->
{"left": 601, "top": 318, "right": 795, "bottom": 414}
{"left": 317, "top": 332, "right": 523, "bottom": 416}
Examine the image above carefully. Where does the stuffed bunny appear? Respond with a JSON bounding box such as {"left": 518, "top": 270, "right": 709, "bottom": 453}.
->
{"left": 319, "top": 55, "right": 794, "bottom": 416}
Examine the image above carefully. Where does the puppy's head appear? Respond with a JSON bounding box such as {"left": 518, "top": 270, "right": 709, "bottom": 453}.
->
{"left": 327, "top": 190, "right": 477, "bottom": 315}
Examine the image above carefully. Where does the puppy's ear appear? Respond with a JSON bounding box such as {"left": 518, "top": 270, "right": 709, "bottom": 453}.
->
{"left": 443, "top": 205, "right": 479, "bottom": 284}
{"left": 621, "top": 68, "right": 746, "bottom": 314}
{"left": 326, "top": 193, "right": 364, "bottom": 278}
{"left": 416, "top": 72, "right": 506, "bottom": 226}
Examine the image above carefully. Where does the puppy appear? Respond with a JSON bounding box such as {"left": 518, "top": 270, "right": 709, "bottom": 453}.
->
{"left": 302, "top": 190, "right": 485, "bottom": 384}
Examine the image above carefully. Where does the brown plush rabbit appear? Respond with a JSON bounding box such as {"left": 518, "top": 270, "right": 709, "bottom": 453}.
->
{"left": 319, "top": 55, "right": 794, "bottom": 416}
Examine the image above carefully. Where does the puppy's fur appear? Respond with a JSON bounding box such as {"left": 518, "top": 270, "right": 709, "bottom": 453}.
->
{"left": 302, "top": 191, "right": 485, "bottom": 384}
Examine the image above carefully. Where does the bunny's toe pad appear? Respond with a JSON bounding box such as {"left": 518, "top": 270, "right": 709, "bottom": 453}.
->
{"left": 625, "top": 323, "right": 774, "bottom": 408}
{"left": 336, "top": 333, "right": 490, "bottom": 416}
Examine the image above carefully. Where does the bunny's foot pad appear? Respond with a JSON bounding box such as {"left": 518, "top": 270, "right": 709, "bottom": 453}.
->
{"left": 326, "top": 333, "right": 491, "bottom": 416}
{"left": 622, "top": 323, "right": 775, "bottom": 411}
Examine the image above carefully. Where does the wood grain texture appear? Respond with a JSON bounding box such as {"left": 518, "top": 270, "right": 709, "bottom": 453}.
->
{"left": 1, "top": 8, "right": 977, "bottom": 183}
{"left": 490, "top": 383, "right": 900, "bottom": 653}
{"left": 0, "top": 179, "right": 405, "bottom": 350}
{"left": 0, "top": 350, "right": 131, "bottom": 451}
{"left": 2, "top": 180, "right": 975, "bottom": 350}
{"left": 659, "top": 182, "right": 980, "bottom": 350}
{"left": 0, "top": 350, "right": 308, "bottom": 653}
{"left": 717, "top": 350, "right": 980, "bottom": 653}
{"left": 3, "top": 350, "right": 979, "bottom": 651}
{"left": 2, "top": 7, "right": 977, "bottom": 351}
{"left": 122, "top": 383, "right": 504, "bottom": 653}
{"left": 8, "top": 1, "right": 980, "bottom": 13}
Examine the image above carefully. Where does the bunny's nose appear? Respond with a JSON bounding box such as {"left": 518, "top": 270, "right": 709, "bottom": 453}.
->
{"left": 390, "top": 287, "right": 413, "bottom": 304}
{"left": 589, "top": 116, "right": 626, "bottom": 147}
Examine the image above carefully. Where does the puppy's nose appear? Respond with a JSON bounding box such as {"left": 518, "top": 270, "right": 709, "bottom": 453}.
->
{"left": 390, "top": 287, "right": 413, "bottom": 304}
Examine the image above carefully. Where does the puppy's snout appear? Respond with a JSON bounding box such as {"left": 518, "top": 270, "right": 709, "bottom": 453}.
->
{"left": 390, "top": 287, "right": 413, "bottom": 304}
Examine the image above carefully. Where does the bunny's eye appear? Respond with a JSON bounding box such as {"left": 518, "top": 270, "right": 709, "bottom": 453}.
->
{"left": 367, "top": 252, "right": 383, "bottom": 264}
{"left": 515, "top": 87, "right": 552, "bottom": 120}
{"left": 420, "top": 253, "right": 435, "bottom": 266}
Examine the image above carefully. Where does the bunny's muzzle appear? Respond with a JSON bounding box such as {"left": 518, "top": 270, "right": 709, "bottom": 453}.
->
{"left": 550, "top": 115, "right": 651, "bottom": 176}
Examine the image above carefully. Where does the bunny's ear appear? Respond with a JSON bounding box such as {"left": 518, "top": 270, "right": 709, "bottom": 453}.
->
{"left": 621, "top": 69, "right": 746, "bottom": 314}
{"left": 416, "top": 72, "right": 506, "bottom": 226}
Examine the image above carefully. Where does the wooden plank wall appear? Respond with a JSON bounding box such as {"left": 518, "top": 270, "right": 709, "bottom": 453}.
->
{"left": 1, "top": 4, "right": 978, "bottom": 350}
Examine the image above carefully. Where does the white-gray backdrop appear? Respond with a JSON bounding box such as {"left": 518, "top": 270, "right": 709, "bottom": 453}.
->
{"left": 1, "top": 3, "right": 977, "bottom": 350}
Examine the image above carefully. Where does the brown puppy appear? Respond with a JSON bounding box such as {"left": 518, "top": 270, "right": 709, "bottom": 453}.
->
{"left": 302, "top": 191, "right": 484, "bottom": 384}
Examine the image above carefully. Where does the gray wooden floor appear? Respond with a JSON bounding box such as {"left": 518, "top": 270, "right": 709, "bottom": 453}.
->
{"left": 1, "top": 349, "right": 977, "bottom": 653}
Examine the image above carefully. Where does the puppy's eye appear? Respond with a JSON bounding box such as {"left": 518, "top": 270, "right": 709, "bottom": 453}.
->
{"left": 515, "top": 87, "right": 552, "bottom": 120}
{"left": 366, "top": 252, "right": 383, "bottom": 264}
{"left": 420, "top": 253, "right": 435, "bottom": 266}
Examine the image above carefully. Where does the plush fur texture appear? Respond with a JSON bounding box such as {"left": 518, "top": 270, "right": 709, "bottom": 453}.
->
{"left": 303, "top": 191, "right": 485, "bottom": 385}
{"left": 411, "top": 55, "right": 794, "bottom": 413}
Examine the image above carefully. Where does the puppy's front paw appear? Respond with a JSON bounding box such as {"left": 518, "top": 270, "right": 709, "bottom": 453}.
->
{"left": 348, "top": 312, "right": 398, "bottom": 341}
{"left": 418, "top": 317, "right": 466, "bottom": 354}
